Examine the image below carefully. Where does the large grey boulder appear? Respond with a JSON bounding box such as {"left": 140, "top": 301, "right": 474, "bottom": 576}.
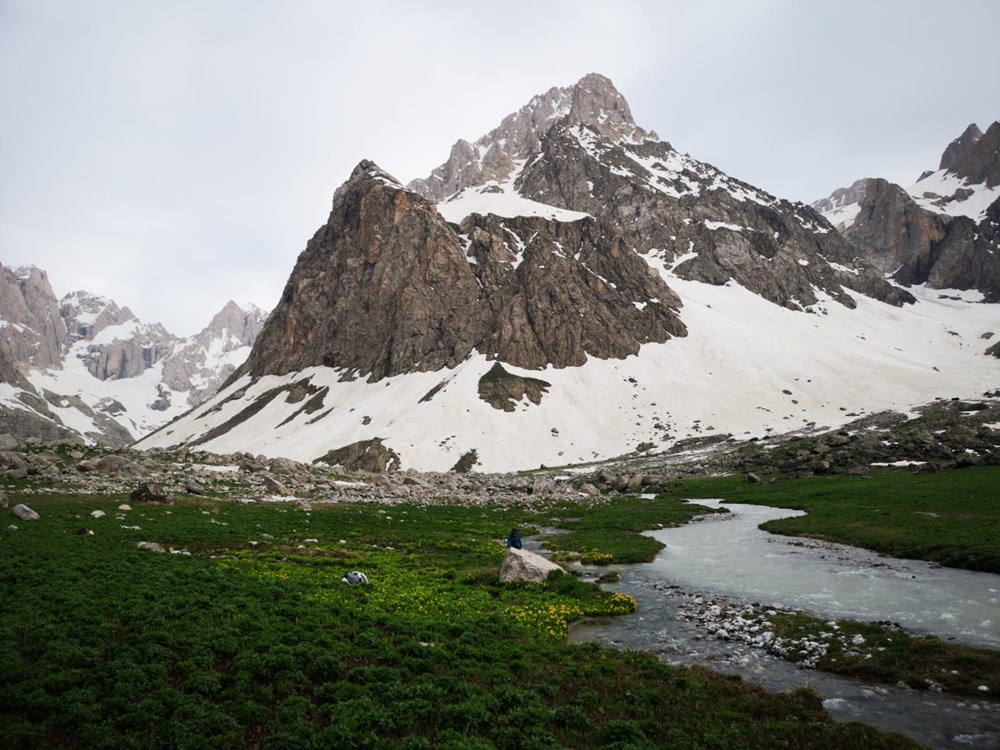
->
{"left": 262, "top": 475, "right": 290, "bottom": 496}
{"left": 499, "top": 547, "right": 565, "bottom": 584}
{"left": 11, "top": 504, "right": 39, "bottom": 521}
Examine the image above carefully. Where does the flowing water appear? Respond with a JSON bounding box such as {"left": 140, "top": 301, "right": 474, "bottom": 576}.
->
{"left": 564, "top": 501, "right": 1000, "bottom": 749}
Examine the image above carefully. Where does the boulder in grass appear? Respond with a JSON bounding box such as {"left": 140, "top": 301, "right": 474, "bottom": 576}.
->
{"left": 136, "top": 541, "right": 166, "bottom": 553}
{"left": 262, "top": 475, "right": 290, "bottom": 496}
{"left": 130, "top": 482, "right": 169, "bottom": 503}
{"left": 499, "top": 547, "right": 565, "bottom": 584}
{"left": 11, "top": 504, "right": 39, "bottom": 521}
{"left": 184, "top": 480, "right": 206, "bottom": 496}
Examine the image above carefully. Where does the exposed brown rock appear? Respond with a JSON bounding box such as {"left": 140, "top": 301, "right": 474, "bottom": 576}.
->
{"left": 838, "top": 178, "right": 948, "bottom": 277}
{"left": 313, "top": 438, "right": 401, "bottom": 473}
{"left": 240, "top": 160, "right": 687, "bottom": 383}
{"left": 477, "top": 363, "right": 550, "bottom": 411}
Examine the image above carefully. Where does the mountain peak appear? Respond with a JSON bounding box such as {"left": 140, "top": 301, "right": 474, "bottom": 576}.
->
{"left": 938, "top": 123, "right": 983, "bottom": 172}
{"left": 563, "top": 72, "right": 652, "bottom": 143}
{"left": 407, "top": 73, "right": 654, "bottom": 201}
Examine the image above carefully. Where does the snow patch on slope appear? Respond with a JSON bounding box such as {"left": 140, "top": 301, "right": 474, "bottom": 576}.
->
{"left": 909, "top": 169, "right": 1000, "bottom": 222}
{"left": 437, "top": 160, "right": 591, "bottom": 224}
{"left": 139, "top": 272, "right": 1000, "bottom": 473}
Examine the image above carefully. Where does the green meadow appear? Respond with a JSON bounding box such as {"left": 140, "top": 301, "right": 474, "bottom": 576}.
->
{"left": 0, "top": 491, "right": 919, "bottom": 750}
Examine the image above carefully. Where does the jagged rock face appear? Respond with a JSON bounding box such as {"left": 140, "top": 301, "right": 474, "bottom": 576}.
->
{"left": 60, "top": 291, "right": 135, "bottom": 340}
{"left": 161, "top": 300, "right": 267, "bottom": 405}
{"left": 829, "top": 178, "right": 1000, "bottom": 299}
{"left": 407, "top": 73, "right": 654, "bottom": 201}
{"left": 79, "top": 324, "right": 177, "bottom": 381}
{"left": 242, "top": 158, "right": 687, "bottom": 382}
{"left": 60, "top": 290, "right": 178, "bottom": 381}
{"left": 2, "top": 261, "right": 268, "bottom": 446}
{"left": 461, "top": 211, "right": 685, "bottom": 368}
{"left": 243, "top": 162, "right": 486, "bottom": 381}
{"left": 816, "top": 122, "right": 1000, "bottom": 300}
{"left": 923, "top": 198, "right": 1000, "bottom": 301}
{"left": 0, "top": 265, "right": 67, "bottom": 370}
{"left": 0, "top": 344, "right": 31, "bottom": 391}
{"left": 944, "top": 121, "right": 1000, "bottom": 188}
{"left": 939, "top": 123, "right": 983, "bottom": 173}
{"left": 844, "top": 178, "right": 949, "bottom": 275}
{"left": 515, "top": 124, "right": 911, "bottom": 310}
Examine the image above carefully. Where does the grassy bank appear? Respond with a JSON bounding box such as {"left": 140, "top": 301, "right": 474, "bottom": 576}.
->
{"left": 674, "top": 465, "right": 1000, "bottom": 573}
{"left": 0, "top": 492, "right": 920, "bottom": 749}
{"left": 766, "top": 612, "right": 1000, "bottom": 698}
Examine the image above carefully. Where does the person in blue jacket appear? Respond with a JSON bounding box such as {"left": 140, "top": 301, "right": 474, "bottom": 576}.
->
{"left": 506, "top": 528, "right": 522, "bottom": 549}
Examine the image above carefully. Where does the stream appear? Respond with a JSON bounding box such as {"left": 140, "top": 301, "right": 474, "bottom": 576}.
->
{"left": 563, "top": 500, "right": 1000, "bottom": 750}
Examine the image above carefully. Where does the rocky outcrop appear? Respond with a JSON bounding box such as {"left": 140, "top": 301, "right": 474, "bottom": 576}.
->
{"left": 477, "top": 363, "right": 551, "bottom": 411}
{"left": 923, "top": 199, "right": 1000, "bottom": 300}
{"left": 0, "top": 265, "right": 67, "bottom": 370}
{"left": 242, "top": 163, "right": 486, "bottom": 381}
{"left": 941, "top": 121, "right": 1000, "bottom": 188}
{"left": 240, "top": 160, "right": 686, "bottom": 382}
{"left": 816, "top": 122, "right": 1000, "bottom": 300}
{"left": 842, "top": 183, "right": 1000, "bottom": 299}
{"left": 843, "top": 178, "right": 949, "bottom": 276}
{"left": 938, "top": 123, "right": 983, "bottom": 174}
{"left": 314, "top": 438, "right": 401, "bottom": 473}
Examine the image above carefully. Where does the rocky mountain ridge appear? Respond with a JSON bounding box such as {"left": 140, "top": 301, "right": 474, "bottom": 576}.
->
{"left": 814, "top": 121, "right": 1000, "bottom": 300}
{"left": 0, "top": 262, "right": 267, "bottom": 445}
{"left": 140, "top": 74, "right": 999, "bottom": 472}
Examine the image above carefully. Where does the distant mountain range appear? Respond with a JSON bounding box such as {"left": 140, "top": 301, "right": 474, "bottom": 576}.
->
{"left": 124, "top": 74, "right": 999, "bottom": 472}
{"left": 0, "top": 263, "right": 266, "bottom": 445}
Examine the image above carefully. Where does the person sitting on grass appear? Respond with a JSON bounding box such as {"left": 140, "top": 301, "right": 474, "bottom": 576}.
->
{"left": 506, "top": 528, "right": 522, "bottom": 549}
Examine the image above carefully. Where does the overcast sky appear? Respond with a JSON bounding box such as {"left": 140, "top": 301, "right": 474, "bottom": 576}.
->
{"left": 2, "top": 0, "right": 999, "bottom": 336}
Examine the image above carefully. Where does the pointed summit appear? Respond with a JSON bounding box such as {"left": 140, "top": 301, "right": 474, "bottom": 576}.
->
{"left": 563, "top": 73, "right": 652, "bottom": 143}
{"left": 939, "top": 123, "right": 983, "bottom": 172}
{"left": 408, "top": 74, "right": 654, "bottom": 201}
